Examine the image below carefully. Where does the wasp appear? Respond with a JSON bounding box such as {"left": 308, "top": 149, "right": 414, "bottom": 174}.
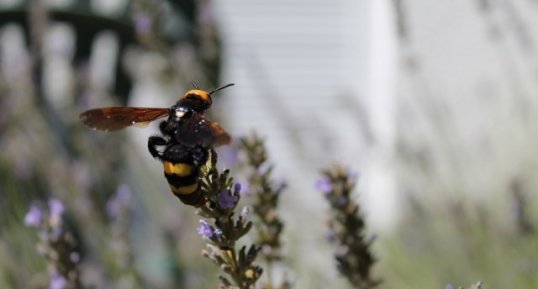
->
{"left": 79, "top": 83, "right": 234, "bottom": 207}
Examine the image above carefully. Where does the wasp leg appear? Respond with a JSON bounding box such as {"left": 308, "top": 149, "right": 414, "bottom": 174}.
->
{"left": 148, "top": 136, "right": 167, "bottom": 160}
{"left": 159, "top": 119, "right": 174, "bottom": 135}
{"left": 191, "top": 146, "right": 209, "bottom": 167}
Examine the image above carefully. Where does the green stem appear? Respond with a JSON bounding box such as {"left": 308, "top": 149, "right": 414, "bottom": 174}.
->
{"left": 265, "top": 259, "right": 273, "bottom": 289}
{"left": 228, "top": 248, "right": 245, "bottom": 289}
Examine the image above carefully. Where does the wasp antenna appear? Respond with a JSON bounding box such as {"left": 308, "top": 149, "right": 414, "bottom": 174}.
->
{"left": 209, "top": 83, "right": 235, "bottom": 95}
{"left": 191, "top": 81, "right": 199, "bottom": 89}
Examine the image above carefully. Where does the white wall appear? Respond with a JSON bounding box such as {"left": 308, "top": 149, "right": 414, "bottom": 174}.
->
{"left": 216, "top": 0, "right": 397, "bottom": 287}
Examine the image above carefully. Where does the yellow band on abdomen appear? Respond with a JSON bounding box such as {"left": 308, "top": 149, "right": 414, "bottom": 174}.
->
{"left": 163, "top": 161, "right": 193, "bottom": 176}
{"left": 170, "top": 183, "right": 198, "bottom": 195}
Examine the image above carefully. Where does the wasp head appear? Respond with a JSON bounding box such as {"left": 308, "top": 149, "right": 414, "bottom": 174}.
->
{"left": 177, "top": 83, "right": 234, "bottom": 113}
{"left": 178, "top": 90, "right": 213, "bottom": 113}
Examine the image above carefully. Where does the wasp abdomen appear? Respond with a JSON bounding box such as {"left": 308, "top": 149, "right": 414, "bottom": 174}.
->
{"left": 160, "top": 144, "right": 209, "bottom": 207}
{"left": 163, "top": 160, "right": 205, "bottom": 206}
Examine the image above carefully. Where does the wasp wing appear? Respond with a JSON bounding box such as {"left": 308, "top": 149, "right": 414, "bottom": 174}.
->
{"left": 79, "top": 107, "right": 169, "bottom": 131}
{"left": 176, "top": 113, "right": 231, "bottom": 147}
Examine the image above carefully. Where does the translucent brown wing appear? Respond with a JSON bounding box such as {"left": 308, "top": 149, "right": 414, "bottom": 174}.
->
{"left": 79, "top": 107, "right": 169, "bottom": 131}
{"left": 176, "top": 113, "right": 231, "bottom": 147}
{"left": 206, "top": 119, "right": 232, "bottom": 147}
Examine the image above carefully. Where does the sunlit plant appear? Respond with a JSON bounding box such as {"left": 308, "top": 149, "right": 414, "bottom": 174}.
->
{"left": 25, "top": 199, "right": 84, "bottom": 289}
{"left": 195, "top": 150, "right": 263, "bottom": 289}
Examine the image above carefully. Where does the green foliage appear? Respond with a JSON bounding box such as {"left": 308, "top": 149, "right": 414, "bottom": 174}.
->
{"left": 379, "top": 192, "right": 538, "bottom": 289}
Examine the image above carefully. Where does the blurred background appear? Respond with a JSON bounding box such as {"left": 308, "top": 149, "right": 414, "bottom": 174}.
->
{"left": 1, "top": 0, "right": 537, "bottom": 289}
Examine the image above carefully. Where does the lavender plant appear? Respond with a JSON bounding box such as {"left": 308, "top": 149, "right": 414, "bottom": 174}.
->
{"left": 196, "top": 150, "right": 263, "bottom": 289}
{"left": 4, "top": 1, "right": 535, "bottom": 288}
{"left": 105, "top": 185, "right": 146, "bottom": 289}
{"left": 131, "top": 0, "right": 168, "bottom": 52}
{"left": 239, "top": 133, "right": 290, "bottom": 289}
{"left": 24, "top": 199, "right": 84, "bottom": 289}
{"left": 2, "top": 1, "right": 235, "bottom": 288}
{"left": 316, "top": 165, "right": 379, "bottom": 289}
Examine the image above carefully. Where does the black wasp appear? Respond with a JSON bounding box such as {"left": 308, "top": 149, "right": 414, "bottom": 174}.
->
{"left": 79, "top": 83, "right": 234, "bottom": 207}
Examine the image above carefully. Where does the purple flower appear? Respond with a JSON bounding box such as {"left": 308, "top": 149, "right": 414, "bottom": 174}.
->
{"left": 348, "top": 168, "right": 360, "bottom": 182}
{"left": 24, "top": 205, "right": 44, "bottom": 227}
{"left": 134, "top": 13, "right": 152, "bottom": 35}
{"left": 48, "top": 199, "right": 65, "bottom": 229}
{"left": 197, "top": 220, "right": 214, "bottom": 238}
{"left": 218, "top": 190, "right": 239, "bottom": 209}
{"left": 276, "top": 181, "right": 288, "bottom": 192}
{"left": 48, "top": 199, "right": 65, "bottom": 218}
{"left": 324, "top": 228, "right": 337, "bottom": 242}
{"left": 315, "top": 177, "right": 333, "bottom": 194}
{"left": 106, "top": 184, "right": 133, "bottom": 218}
{"left": 234, "top": 183, "right": 242, "bottom": 193}
{"left": 49, "top": 271, "right": 67, "bottom": 289}
{"left": 445, "top": 285, "right": 454, "bottom": 289}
